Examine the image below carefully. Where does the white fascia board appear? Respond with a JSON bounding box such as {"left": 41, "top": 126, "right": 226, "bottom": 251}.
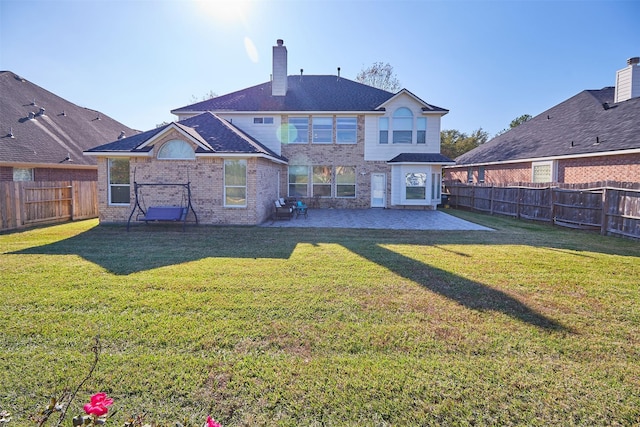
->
{"left": 136, "top": 123, "right": 210, "bottom": 151}
{"left": 83, "top": 151, "right": 152, "bottom": 158}
{"left": 445, "top": 147, "right": 640, "bottom": 168}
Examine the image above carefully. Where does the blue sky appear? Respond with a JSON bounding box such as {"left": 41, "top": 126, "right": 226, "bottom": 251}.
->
{"left": 1, "top": 0, "right": 638, "bottom": 137}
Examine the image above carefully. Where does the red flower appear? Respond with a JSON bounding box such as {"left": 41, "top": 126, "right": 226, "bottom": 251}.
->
{"left": 83, "top": 392, "right": 114, "bottom": 416}
{"left": 206, "top": 415, "right": 222, "bottom": 427}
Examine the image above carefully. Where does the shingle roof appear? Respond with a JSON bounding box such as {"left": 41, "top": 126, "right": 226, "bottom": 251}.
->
{"left": 86, "top": 112, "right": 287, "bottom": 162}
{"left": 388, "top": 153, "right": 455, "bottom": 164}
{"left": 0, "top": 71, "right": 137, "bottom": 167}
{"left": 455, "top": 87, "right": 640, "bottom": 165}
{"left": 171, "top": 75, "right": 448, "bottom": 114}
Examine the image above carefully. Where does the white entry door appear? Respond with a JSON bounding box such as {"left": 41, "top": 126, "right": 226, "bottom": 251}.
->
{"left": 371, "top": 173, "right": 386, "bottom": 208}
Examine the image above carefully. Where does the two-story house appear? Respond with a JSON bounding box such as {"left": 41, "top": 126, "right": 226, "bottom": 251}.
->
{"left": 85, "top": 40, "right": 453, "bottom": 226}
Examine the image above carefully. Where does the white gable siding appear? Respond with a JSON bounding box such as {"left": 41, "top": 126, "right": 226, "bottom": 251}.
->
{"left": 364, "top": 94, "right": 442, "bottom": 162}
{"left": 215, "top": 113, "right": 282, "bottom": 156}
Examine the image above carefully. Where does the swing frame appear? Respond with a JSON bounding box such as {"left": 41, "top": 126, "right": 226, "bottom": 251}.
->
{"left": 126, "top": 181, "right": 198, "bottom": 231}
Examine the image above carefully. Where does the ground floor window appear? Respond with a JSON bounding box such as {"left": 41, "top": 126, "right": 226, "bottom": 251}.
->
{"left": 532, "top": 161, "right": 555, "bottom": 183}
{"left": 13, "top": 167, "right": 34, "bottom": 181}
{"left": 224, "top": 159, "right": 247, "bottom": 207}
{"left": 405, "top": 172, "right": 427, "bottom": 200}
{"left": 312, "top": 166, "right": 332, "bottom": 197}
{"left": 288, "top": 165, "right": 309, "bottom": 197}
{"left": 336, "top": 166, "right": 356, "bottom": 198}
{"left": 431, "top": 172, "right": 441, "bottom": 200}
{"left": 108, "top": 158, "right": 130, "bottom": 205}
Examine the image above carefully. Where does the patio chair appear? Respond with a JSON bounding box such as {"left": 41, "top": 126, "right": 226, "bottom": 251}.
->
{"left": 295, "top": 200, "right": 308, "bottom": 218}
{"left": 274, "top": 200, "right": 294, "bottom": 220}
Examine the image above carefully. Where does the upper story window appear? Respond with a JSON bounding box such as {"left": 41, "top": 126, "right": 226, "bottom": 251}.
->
{"left": 253, "top": 117, "right": 274, "bottom": 124}
{"left": 417, "top": 118, "right": 427, "bottom": 144}
{"left": 336, "top": 117, "right": 357, "bottom": 144}
{"left": 312, "top": 117, "right": 333, "bottom": 144}
{"left": 379, "top": 118, "right": 389, "bottom": 144}
{"left": 288, "top": 117, "right": 309, "bottom": 143}
{"left": 157, "top": 140, "right": 195, "bottom": 160}
{"left": 393, "top": 108, "right": 413, "bottom": 144}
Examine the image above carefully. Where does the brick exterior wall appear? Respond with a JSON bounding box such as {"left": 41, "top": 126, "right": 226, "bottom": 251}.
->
{"left": 281, "top": 115, "right": 389, "bottom": 208}
{"left": 0, "top": 166, "right": 97, "bottom": 181}
{"left": 558, "top": 153, "right": 640, "bottom": 183}
{"left": 445, "top": 153, "right": 640, "bottom": 185}
{"left": 96, "top": 129, "right": 281, "bottom": 226}
{"left": 445, "top": 162, "right": 531, "bottom": 184}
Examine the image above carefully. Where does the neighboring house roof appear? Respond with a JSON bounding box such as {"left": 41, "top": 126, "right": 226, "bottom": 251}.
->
{"left": 171, "top": 75, "right": 448, "bottom": 114}
{"left": 454, "top": 87, "right": 640, "bottom": 166}
{"left": 0, "top": 71, "right": 137, "bottom": 167}
{"left": 86, "top": 112, "right": 287, "bottom": 163}
{"left": 388, "top": 153, "right": 455, "bottom": 164}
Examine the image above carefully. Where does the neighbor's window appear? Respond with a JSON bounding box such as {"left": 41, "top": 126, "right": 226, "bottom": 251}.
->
{"left": 224, "top": 159, "right": 247, "bottom": 207}
{"left": 467, "top": 167, "right": 473, "bottom": 183}
{"left": 288, "top": 165, "right": 309, "bottom": 197}
{"left": 288, "top": 117, "right": 309, "bottom": 143}
{"left": 253, "top": 117, "right": 274, "bottom": 124}
{"left": 336, "top": 166, "right": 356, "bottom": 198}
{"left": 312, "top": 117, "right": 333, "bottom": 143}
{"left": 313, "top": 166, "right": 332, "bottom": 197}
{"left": 108, "top": 158, "right": 130, "bottom": 205}
{"left": 417, "top": 118, "right": 426, "bottom": 144}
{"left": 336, "top": 117, "right": 357, "bottom": 144}
{"left": 405, "top": 172, "right": 426, "bottom": 200}
{"left": 532, "top": 161, "right": 554, "bottom": 183}
{"left": 379, "top": 117, "right": 389, "bottom": 144}
{"left": 157, "top": 140, "right": 195, "bottom": 160}
{"left": 393, "top": 108, "right": 413, "bottom": 144}
{"left": 13, "top": 167, "right": 34, "bottom": 181}
{"left": 478, "top": 166, "right": 485, "bottom": 183}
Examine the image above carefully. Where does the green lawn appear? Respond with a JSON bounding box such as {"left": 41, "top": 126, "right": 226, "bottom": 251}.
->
{"left": 1, "top": 212, "right": 639, "bottom": 426}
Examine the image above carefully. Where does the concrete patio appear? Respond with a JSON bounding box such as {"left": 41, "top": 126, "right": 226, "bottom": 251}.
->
{"left": 261, "top": 208, "right": 492, "bottom": 231}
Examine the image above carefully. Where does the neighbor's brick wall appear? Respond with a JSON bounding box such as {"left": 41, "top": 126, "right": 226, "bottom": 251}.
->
{"left": 558, "top": 153, "right": 640, "bottom": 183}
{"left": 0, "top": 166, "right": 97, "bottom": 181}
{"left": 445, "top": 163, "right": 531, "bottom": 184}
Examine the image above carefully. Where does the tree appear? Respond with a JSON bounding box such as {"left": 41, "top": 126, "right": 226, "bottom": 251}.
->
{"left": 189, "top": 90, "right": 218, "bottom": 103}
{"left": 509, "top": 114, "right": 532, "bottom": 128}
{"left": 356, "top": 62, "right": 401, "bottom": 92}
{"left": 440, "top": 128, "right": 489, "bottom": 159}
{"left": 496, "top": 114, "right": 532, "bottom": 135}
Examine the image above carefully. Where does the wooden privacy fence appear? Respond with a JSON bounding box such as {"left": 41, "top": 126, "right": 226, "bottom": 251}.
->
{"left": 445, "top": 181, "right": 640, "bottom": 239}
{"left": 0, "top": 180, "right": 98, "bottom": 231}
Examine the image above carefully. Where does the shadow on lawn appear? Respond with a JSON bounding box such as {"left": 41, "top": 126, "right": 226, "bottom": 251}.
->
{"left": 10, "top": 224, "right": 569, "bottom": 331}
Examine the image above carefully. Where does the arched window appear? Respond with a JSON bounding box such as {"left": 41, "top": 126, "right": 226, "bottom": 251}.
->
{"left": 157, "top": 140, "right": 195, "bottom": 160}
{"left": 393, "top": 108, "right": 413, "bottom": 144}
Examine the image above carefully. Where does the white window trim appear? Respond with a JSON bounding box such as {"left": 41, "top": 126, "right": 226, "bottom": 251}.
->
{"left": 107, "top": 158, "right": 130, "bottom": 206}
{"left": 224, "top": 159, "right": 247, "bottom": 208}
{"left": 531, "top": 160, "right": 557, "bottom": 183}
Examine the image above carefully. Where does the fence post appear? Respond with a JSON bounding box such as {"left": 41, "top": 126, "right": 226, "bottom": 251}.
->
{"left": 549, "top": 186, "right": 555, "bottom": 225}
{"left": 14, "top": 182, "right": 23, "bottom": 228}
{"left": 600, "top": 187, "right": 608, "bottom": 236}
{"left": 489, "top": 185, "right": 494, "bottom": 214}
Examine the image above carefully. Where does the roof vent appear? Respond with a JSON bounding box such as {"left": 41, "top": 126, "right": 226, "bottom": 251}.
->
{"left": 28, "top": 112, "right": 35, "bottom": 120}
{"left": 8, "top": 127, "right": 14, "bottom": 138}
{"left": 38, "top": 107, "right": 46, "bottom": 116}
{"left": 31, "top": 99, "right": 36, "bottom": 106}
{"left": 62, "top": 110, "right": 66, "bottom": 116}
{"left": 118, "top": 131, "right": 126, "bottom": 139}
{"left": 627, "top": 57, "right": 640, "bottom": 65}
{"left": 337, "top": 67, "right": 341, "bottom": 80}
{"left": 602, "top": 102, "right": 610, "bottom": 110}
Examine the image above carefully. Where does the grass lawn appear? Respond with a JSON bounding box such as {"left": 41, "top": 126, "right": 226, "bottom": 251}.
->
{"left": 1, "top": 211, "right": 639, "bottom": 426}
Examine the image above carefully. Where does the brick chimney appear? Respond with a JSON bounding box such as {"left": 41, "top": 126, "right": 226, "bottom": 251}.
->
{"left": 272, "top": 39, "right": 288, "bottom": 97}
{"left": 614, "top": 57, "right": 640, "bottom": 103}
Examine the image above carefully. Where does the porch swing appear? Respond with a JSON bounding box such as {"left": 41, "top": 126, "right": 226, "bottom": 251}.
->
{"left": 126, "top": 169, "right": 198, "bottom": 231}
